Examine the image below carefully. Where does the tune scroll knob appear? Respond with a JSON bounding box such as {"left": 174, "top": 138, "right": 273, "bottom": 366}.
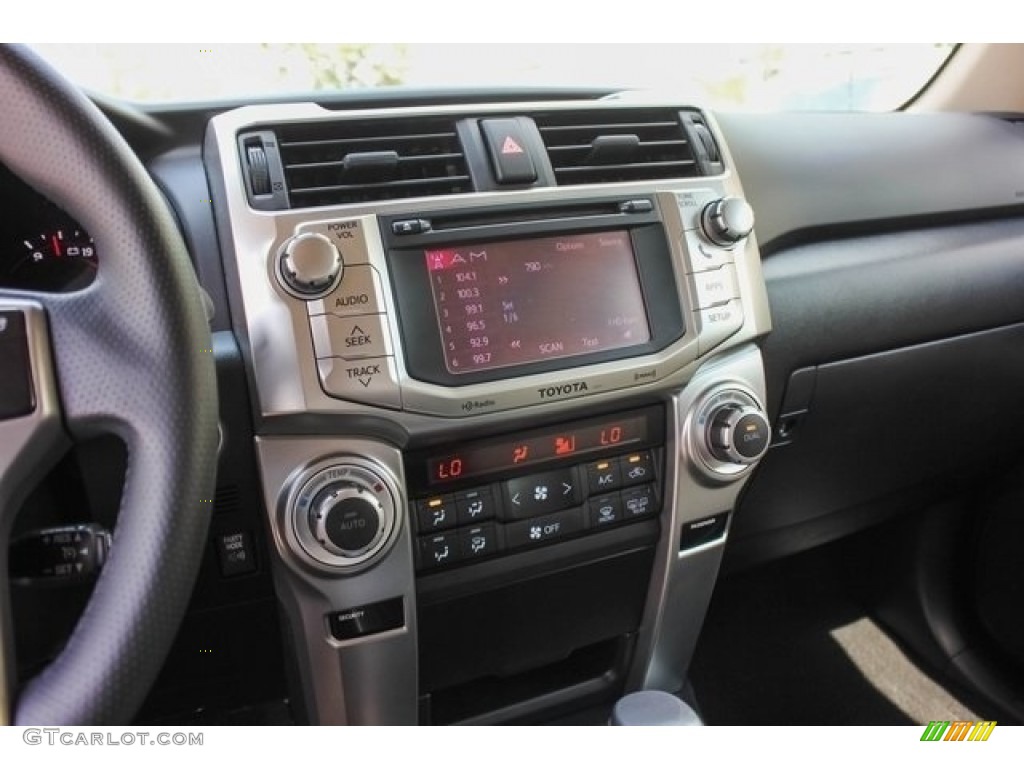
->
{"left": 700, "top": 197, "right": 755, "bottom": 247}
{"left": 277, "top": 232, "right": 343, "bottom": 297}
{"left": 707, "top": 404, "right": 771, "bottom": 465}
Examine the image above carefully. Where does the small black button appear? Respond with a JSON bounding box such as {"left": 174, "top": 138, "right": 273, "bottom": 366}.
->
{"left": 505, "top": 508, "right": 585, "bottom": 551}
{"left": 621, "top": 484, "right": 658, "bottom": 519}
{"left": 0, "top": 311, "right": 34, "bottom": 420}
{"left": 391, "top": 219, "right": 428, "bottom": 236}
{"left": 416, "top": 495, "right": 457, "bottom": 532}
{"left": 459, "top": 523, "right": 498, "bottom": 560}
{"left": 586, "top": 458, "right": 621, "bottom": 495}
{"left": 215, "top": 530, "right": 257, "bottom": 577}
{"left": 588, "top": 493, "right": 623, "bottom": 528}
{"left": 328, "top": 597, "right": 405, "bottom": 641}
{"left": 503, "top": 468, "right": 580, "bottom": 520}
{"left": 418, "top": 532, "right": 459, "bottom": 569}
{"left": 455, "top": 487, "right": 496, "bottom": 525}
{"left": 680, "top": 513, "right": 729, "bottom": 551}
{"left": 480, "top": 118, "right": 538, "bottom": 184}
{"left": 620, "top": 451, "right": 655, "bottom": 487}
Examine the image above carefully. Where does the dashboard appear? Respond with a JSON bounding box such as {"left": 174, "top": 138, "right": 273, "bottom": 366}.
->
{"left": 8, "top": 85, "right": 1024, "bottom": 726}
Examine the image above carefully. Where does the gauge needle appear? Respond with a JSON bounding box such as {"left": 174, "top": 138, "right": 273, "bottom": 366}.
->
{"left": 52, "top": 234, "right": 62, "bottom": 257}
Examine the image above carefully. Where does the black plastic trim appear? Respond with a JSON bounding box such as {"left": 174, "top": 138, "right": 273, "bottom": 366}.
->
{"left": 717, "top": 111, "right": 1024, "bottom": 253}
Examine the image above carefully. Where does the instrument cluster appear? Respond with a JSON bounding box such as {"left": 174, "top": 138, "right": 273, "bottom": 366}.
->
{"left": 0, "top": 164, "right": 97, "bottom": 293}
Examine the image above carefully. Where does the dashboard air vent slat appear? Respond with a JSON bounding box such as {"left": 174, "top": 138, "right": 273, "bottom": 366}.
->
{"left": 535, "top": 108, "right": 703, "bottom": 184}
{"left": 274, "top": 117, "right": 470, "bottom": 207}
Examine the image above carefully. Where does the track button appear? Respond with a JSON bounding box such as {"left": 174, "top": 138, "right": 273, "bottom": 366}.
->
{"left": 318, "top": 356, "right": 401, "bottom": 409}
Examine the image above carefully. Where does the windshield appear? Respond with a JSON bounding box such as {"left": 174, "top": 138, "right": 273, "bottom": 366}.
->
{"left": 31, "top": 44, "right": 954, "bottom": 111}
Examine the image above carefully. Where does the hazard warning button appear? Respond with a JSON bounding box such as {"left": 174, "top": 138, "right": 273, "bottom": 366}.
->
{"left": 480, "top": 118, "right": 538, "bottom": 184}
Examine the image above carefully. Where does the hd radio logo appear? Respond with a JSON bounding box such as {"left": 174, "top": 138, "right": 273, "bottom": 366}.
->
{"left": 920, "top": 720, "right": 997, "bottom": 742}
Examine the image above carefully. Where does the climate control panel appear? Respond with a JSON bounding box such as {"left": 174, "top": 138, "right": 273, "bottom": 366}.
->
{"left": 288, "top": 461, "right": 400, "bottom": 570}
{"left": 405, "top": 405, "right": 666, "bottom": 572}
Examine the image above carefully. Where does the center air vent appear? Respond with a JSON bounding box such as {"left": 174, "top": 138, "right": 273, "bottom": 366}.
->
{"left": 264, "top": 117, "right": 471, "bottom": 208}
{"left": 534, "top": 108, "right": 710, "bottom": 185}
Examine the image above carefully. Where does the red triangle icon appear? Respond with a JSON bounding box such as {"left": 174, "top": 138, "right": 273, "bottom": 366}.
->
{"left": 501, "top": 136, "right": 524, "bottom": 155}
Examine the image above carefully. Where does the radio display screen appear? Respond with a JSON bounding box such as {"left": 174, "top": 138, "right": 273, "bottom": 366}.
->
{"left": 424, "top": 230, "right": 651, "bottom": 374}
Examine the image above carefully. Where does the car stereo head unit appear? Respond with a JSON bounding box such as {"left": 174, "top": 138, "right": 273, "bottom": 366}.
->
{"left": 384, "top": 200, "right": 685, "bottom": 388}
{"left": 222, "top": 172, "right": 760, "bottom": 419}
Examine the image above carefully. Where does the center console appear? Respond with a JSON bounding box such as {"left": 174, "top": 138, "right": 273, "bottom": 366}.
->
{"left": 205, "top": 100, "right": 772, "bottom": 724}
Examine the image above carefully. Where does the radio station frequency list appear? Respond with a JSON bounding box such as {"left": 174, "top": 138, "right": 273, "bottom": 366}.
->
{"left": 425, "top": 230, "right": 651, "bottom": 374}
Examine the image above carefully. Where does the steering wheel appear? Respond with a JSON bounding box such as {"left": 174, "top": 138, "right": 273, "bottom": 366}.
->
{"left": 0, "top": 46, "right": 218, "bottom": 724}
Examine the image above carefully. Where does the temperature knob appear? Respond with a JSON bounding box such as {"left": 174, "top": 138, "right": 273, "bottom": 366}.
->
{"left": 277, "top": 232, "right": 342, "bottom": 297}
{"left": 310, "top": 484, "right": 383, "bottom": 558}
{"left": 700, "top": 197, "right": 755, "bottom": 247}
{"left": 707, "top": 404, "right": 770, "bottom": 465}
{"left": 288, "top": 461, "right": 399, "bottom": 570}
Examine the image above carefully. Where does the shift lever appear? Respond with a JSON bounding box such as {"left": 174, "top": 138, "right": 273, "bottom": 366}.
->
{"left": 610, "top": 690, "right": 703, "bottom": 726}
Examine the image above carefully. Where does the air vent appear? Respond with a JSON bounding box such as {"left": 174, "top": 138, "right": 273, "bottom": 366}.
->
{"left": 214, "top": 484, "right": 241, "bottom": 516}
{"left": 274, "top": 117, "right": 471, "bottom": 207}
{"left": 535, "top": 108, "right": 703, "bottom": 185}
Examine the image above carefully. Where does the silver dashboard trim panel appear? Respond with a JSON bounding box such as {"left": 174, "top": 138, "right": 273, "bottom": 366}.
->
{"left": 628, "top": 344, "right": 768, "bottom": 692}
{"left": 255, "top": 437, "right": 418, "bottom": 725}
{"left": 208, "top": 98, "right": 775, "bottom": 724}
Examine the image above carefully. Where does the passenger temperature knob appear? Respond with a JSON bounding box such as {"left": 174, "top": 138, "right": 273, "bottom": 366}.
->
{"left": 277, "top": 232, "right": 342, "bottom": 296}
{"left": 700, "top": 197, "right": 754, "bottom": 246}
{"left": 707, "top": 404, "right": 770, "bottom": 465}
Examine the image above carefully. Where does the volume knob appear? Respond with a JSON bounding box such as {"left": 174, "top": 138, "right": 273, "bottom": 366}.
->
{"left": 700, "top": 197, "right": 755, "bottom": 247}
{"left": 277, "top": 232, "right": 342, "bottom": 297}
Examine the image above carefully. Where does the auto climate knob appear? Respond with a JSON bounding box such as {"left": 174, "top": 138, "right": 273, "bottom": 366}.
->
{"left": 277, "top": 232, "right": 343, "bottom": 297}
{"left": 310, "top": 484, "right": 384, "bottom": 558}
{"left": 700, "top": 197, "right": 755, "bottom": 247}
{"left": 707, "top": 404, "right": 771, "bottom": 465}
{"left": 288, "top": 461, "right": 399, "bottom": 570}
